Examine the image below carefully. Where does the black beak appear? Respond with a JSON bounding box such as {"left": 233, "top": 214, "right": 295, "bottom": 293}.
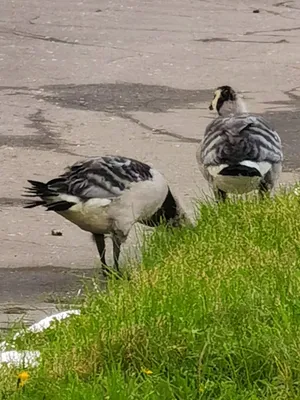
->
{"left": 209, "top": 103, "right": 213, "bottom": 110}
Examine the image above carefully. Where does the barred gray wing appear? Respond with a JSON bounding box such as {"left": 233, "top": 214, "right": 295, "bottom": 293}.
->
{"left": 200, "top": 114, "right": 283, "bottom": 166}
{"left": 47, "top": 156, "right": 153, "bottom": 200}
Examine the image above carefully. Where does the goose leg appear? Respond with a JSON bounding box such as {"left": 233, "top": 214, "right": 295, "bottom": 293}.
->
{"left": 214, "top": 188, "right": 227, "bottom": 202}
{"left": 93, "top": 234, "right": 110, "bottom": 276}
{"left": 112, "top": 234, "right": 122, "bottom": 273}
{"left": 258, "top": 181, "right": 271, "bottom": 200}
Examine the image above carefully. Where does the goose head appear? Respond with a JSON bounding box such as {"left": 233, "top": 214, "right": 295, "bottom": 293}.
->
{"left": 209, "top": 85, "right": 247, "bottom": 116}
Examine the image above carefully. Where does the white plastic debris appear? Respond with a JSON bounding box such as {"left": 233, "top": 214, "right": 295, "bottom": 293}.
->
{"left": 0, "top": 309, "right": 81, "bottom": 365}
{"left": 25, "top": 309, "right": 81, "bottom": 335}
{"left": 0, "top": 341, "right": 8, "bottom": 352}
{"left": 0, "top": 350, "right": 40, "bottom": 368}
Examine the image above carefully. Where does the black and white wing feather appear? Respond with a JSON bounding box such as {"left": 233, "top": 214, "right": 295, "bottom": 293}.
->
{"left": 198, "top": 114, "right": 283, "bottom": 180}
{"left": 23, "top": 156, "right": 153, "bottom": 211}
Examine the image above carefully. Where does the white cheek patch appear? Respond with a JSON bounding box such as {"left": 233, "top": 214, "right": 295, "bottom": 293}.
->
{"left": 211, "top": 89, "right": 221, "bottom": 111}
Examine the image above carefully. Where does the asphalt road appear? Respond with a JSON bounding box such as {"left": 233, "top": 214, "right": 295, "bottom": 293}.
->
{"left": 1, "top": 0, "right": 300, "bottom": 329}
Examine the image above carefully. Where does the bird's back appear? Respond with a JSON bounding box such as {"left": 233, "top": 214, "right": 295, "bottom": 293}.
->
{"left": 51, "top": 156, "right": 154, "bottom": 200}
{"left": 200, "top": 114, "right": 283, "bottom": 167}
{"left": 24, "top": 155, "right": 173, "bottom": 234}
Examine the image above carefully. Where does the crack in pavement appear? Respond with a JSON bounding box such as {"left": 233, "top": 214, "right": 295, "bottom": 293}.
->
{"left": 2, "top": 83, "right": 300, "bottom": 162}
{"left": 115, "top": 112, "right": 200, "bottom": 143}
{"left": 34, "top": 83, "right": 211, "bottom": 144}
{"left": 0, "top": 28, "right": 157, "bottom": 55}
{"left": 0, "top": 29, "right": 79, "bottom": 45}
{"left": 1, "top": 84, "right": 206, "bottom": 145}
{"left": 27, "top": 20, "right": 199, "bottom": 33}
{"left": 245, "top": 26, "right": 300, "bottom": 36}
{"left": 195, "top": 37, "right": 289, "bottom": 44}
{"left": 274, "top": 0, "right": 300, "bottom": 9}
{"left": 258, "top": 8, "right": 296, "bottom": 19}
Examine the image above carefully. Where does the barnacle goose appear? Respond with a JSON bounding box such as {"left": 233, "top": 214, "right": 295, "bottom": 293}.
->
{"left": 23, "top": 156, "right": 187, "bottom": 276}
{"left": 196, "top": 85, "right": 283, "bottom": 201}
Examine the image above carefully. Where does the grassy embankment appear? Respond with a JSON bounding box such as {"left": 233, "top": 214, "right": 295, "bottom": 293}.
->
{"left": 2, "top": 188, "right": 300, "bottom": 399}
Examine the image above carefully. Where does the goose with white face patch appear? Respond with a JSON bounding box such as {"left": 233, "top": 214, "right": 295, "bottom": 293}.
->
{"left": 196, "top": 85, "right": 283, "bottom": 201}
{"left": 23, "top": 156, "right": 187, "bottom": 277}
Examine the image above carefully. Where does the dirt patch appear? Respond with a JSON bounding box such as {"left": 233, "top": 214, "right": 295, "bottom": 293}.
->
{"left": 0, "top": 266, "right": 96, "bottom": 303}
{"left": 2, "top": 82, "right": 300, "bottom": 168}
{"left": 261, "top": 88, "right": 300, "bottom": 171}
{"left": 0, "top": 106, "right": 78, "bottom": 155}
{"left": 39, "top": 82, "right": 212, "bottom": 113}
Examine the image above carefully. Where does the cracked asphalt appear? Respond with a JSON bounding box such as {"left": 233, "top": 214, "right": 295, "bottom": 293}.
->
{"left": 1, "top": 0, "right": 300, "bottom": 330}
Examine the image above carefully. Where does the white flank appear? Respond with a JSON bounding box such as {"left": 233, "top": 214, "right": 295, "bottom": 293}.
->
{"left": 59, "top": 194, "right": 81, "bottom": 203}
{"left": 108, "top": 168, "right": 169, "bottom": 235}
{"left": 239, "top": 160, "right": 272, "bottom": 176}
{"left": 82, "top": 198, "right": 111, "bottom": 207}
{"left": 61, "top": 197, "right": 112, "bottom": 233}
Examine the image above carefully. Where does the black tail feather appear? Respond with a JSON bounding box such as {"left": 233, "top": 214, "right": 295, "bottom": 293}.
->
{"left": 23, "top": 200, "right": 47, "bottom": 209}
{"left": 23, "top": 180, "right": 76, "bottom": 211}
{"left": 23, "top": 180, "right": 57, "bottom": 210}
{"left": 46, "top": 201, "right": 75, "bottom": 212}
{"left": 27, "top": 180, "right": 47, "bottom": 188}
{"left": 24, "top": 180, "right": 58, "bottom": 198}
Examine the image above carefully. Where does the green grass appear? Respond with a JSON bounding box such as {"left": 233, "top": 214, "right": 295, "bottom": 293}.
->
{"left": 3, "top": 188, "right": 300, "bottom": 399}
